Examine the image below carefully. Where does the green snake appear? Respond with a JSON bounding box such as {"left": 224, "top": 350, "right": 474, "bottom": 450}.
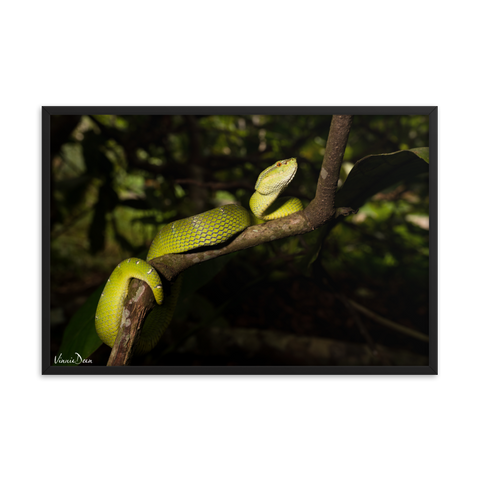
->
{"left": 95, "top": 157, "right": 303, "bottom": 354}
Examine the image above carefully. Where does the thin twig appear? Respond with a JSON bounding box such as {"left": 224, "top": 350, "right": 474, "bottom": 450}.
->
{"left": 348, "top": 299, "right": 429, "bottom": 342}
{"left": 316, "top": 263, "right": 388, "bottom": 363}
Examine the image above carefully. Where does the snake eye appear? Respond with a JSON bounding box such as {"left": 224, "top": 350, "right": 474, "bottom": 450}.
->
{"left": 276, "top": 162, "right": 281, "bottom": 167}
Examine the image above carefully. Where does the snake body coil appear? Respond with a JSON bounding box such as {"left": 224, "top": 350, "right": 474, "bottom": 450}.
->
{"left": 95, "top": 157, "right": 303, "bottom": 353}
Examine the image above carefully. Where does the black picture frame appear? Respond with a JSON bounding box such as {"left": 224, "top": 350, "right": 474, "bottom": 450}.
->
{"left": 42, "top": 106, "right": 438, "bottom": 375}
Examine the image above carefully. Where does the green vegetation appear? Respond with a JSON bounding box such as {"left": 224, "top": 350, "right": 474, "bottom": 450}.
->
{"left": 50, "top": 114, "right": 430, "bottom": 367}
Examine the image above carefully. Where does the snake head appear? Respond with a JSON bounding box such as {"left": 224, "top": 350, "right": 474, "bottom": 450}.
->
{"left": 254, "top": 157, "right": 298, "bottom": 195}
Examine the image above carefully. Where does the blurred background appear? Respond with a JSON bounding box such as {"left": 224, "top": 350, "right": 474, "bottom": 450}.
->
{"left": 49, "top": 114, "right": 430, "bottom": 367}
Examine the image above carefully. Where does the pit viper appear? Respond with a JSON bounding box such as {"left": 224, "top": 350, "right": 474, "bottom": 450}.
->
{"left": 95, "top": 157, "right": 303, "bottom": 354}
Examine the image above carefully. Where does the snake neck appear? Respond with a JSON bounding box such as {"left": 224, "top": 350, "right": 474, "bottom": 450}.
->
{"left": 249, "top": 190, "right": 281, "bottom": 220}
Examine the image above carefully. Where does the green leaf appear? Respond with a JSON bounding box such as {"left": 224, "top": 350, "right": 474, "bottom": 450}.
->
{"left": 305, "top": 148, "right": 430, "bottom": 269}
{"left": 56, "top": 284, "right": 104, "bottom": 365}
{"left": 335, "top": 148, "right": 429, "bottom": 210}
{"left": 409, "top": 147, "right": 429, "bottom": 164}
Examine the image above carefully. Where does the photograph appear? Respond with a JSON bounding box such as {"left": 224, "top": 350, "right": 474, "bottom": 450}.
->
{"left": 44, "top": 108, "right": 436, "bottom": 373}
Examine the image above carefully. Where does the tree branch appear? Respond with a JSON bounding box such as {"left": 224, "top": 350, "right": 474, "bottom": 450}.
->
{"left": 151, "top": 115, "right": 353, "bottom": 280}
{"left": 107, "top": 278, "right": 158, "bottom": 366}
{"left": 107, "top": 115, "right": 354, "bottom": 366}
{"left": 304, "top": 114, "right": 353, "bottom": 227}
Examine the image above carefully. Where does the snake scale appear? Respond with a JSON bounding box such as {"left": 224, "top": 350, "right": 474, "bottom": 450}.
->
{"left": 95, "top": 157, "right": 303, "bottom": 354}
